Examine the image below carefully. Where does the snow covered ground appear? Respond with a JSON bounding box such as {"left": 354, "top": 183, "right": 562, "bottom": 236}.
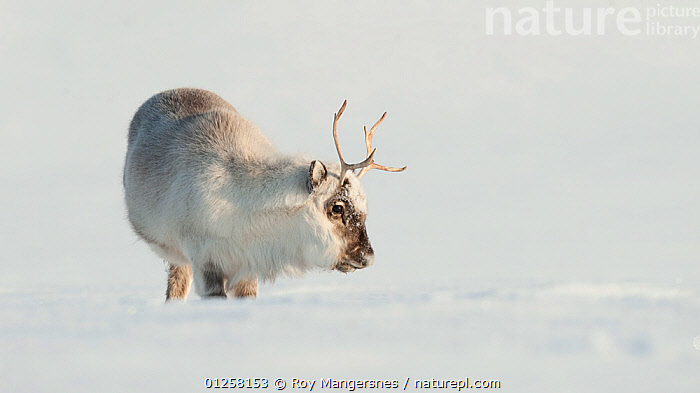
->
{"left": 2, "top": 277, "right": 699, "bottom": 392}
{"left": 2, "top": 1, "right": 700, "bottom": 392}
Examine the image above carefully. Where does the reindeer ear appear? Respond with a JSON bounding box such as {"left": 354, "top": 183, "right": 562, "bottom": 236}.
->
{"left": 307, "top": 160, "right": 327, "bottom": 192}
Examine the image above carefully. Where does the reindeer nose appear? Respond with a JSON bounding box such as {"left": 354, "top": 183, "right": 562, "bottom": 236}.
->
{"left": 349, "top": 239, "right": 374, "bottom": 268}
{"left": 363, "top": 254, "right": 375, "bottom": 267}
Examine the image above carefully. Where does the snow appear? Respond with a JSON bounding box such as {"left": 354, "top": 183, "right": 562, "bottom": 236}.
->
{"left": 2, "top": 278, "right": 699, "bottom": 392}
{"left": 2, "top": 1, "right": 700, "bottom": 392}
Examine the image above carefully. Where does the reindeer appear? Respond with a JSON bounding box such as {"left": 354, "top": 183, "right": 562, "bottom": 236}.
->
{"left": 123, "top": 88, "right": 405, "bottom": 301}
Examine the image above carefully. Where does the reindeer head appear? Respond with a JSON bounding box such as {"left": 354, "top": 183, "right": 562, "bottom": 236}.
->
{"left": 307, "top": 101, "right": 406, "bottom": 273}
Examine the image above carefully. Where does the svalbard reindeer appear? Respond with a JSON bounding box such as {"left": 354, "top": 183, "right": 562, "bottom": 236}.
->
{"left": 123, "top": 88, "right": 405, "bottom": 301}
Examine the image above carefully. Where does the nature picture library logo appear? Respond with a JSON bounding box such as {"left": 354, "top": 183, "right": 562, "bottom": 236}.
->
{"left": 486, "top": 0, "right": 700, "bottom": 37}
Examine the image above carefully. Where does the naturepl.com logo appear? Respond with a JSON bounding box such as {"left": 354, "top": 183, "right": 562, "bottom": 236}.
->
{"left": 486, "top": 1, "right": 700, "bottom": 37}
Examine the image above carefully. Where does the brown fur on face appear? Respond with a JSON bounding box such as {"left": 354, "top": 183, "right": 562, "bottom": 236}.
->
{"left": 326, "top": 183, "right": 374, "bottom": 272}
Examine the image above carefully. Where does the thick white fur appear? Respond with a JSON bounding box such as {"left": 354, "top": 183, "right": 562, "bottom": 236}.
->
{"left": 124, "top": 88, "right": 367, "bottom": 293}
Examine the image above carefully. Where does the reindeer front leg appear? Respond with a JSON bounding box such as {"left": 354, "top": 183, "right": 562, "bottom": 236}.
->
{"left": 228, "top": 276, "right": 258, "bottom": 298}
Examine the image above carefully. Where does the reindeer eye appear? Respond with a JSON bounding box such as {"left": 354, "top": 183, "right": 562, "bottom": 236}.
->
{"left": 332, "top": 204, "right": 344, "bottom": 214}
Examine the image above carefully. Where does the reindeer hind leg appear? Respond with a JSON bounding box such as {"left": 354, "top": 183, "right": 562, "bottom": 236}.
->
{"left": 166, "top": 263, "right": 193, "bottom": 301}
{"left": 192, "top": 263, "right": 228, "bottom": 298}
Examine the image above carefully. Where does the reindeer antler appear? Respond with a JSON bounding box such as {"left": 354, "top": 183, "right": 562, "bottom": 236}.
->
{"left": 333, "top": 100, "right": 376, "bottom": 185}
{"left": 357, "top": 112, "right": 407, "bottom": 179}
{"left": 333, "top": 100, "right": 406, "bottom": 186}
